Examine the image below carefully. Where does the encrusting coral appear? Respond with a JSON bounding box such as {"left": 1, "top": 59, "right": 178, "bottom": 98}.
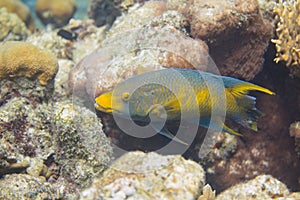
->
{"left": 35, "top": 0, "right": 77, "bottom": 27}
{"left": 272, "top": 0, "right": 300, "bottom": 77}
{"left": 0, "top": 41, "right": 58, "bottom": 85}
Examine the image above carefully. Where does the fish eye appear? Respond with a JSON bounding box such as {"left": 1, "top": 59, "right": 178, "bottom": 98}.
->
{"left": 121, "top": 92, "right": 130, "bottom": 102}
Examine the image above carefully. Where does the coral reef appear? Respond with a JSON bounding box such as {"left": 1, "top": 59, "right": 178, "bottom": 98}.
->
{"left": 52, "top": 101, "right": 112, "bottom": 189}
{"left": 88, "top": 0, "right": 146, "bottom": 27}
{"left": 0, "top": 174, "right": 58, "bottom": 199}
{"left": 35, "top": 0, "right": 77, "bottom": 27}
{"left": 166, "top": 0, "right": 273, "bottom": 80}
{"left": 0, "top": 37, "right": 112, "bottom": 197}
{"left": 64, "top": 19, "right": 107, "bottom": 63}
{"left": 0, "top": 97, "right": 112, "bottom": 198}
{"left": 69, "top": 4, "right": 208, "bottom": 103}
{"left": 80, "top": 151, "right": 205, "bottom": 200}
{"left": 0, "top": 0, "right": 35, "bottom": 31}
{"left": 0, "top": 41, "right": 58, "bottom": 85}
{"left": 26, "top": 31, "right": 71, "bottom": 60}
{"left": 202, "top": 67, "right": 300, "bottom": 192}
{"left": 272, "top": 0, "right": 300, "bottom": 78}
{"left": 215, "top": 175, "right": 289, "bottom": 200}
{"left": 0, "top": 7, "right": 30, "bottom": 41}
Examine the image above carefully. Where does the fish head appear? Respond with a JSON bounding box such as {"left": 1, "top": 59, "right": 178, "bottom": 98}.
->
{"left": 94, "top": 84, "right": 170, "bottom": 121}
{"left": 95, "top": 90, "right": 127, "bottom": 114}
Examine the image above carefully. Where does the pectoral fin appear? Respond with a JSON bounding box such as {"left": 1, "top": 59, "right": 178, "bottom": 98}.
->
{"left": 159, "top": 128, "right": 188, "bottom": 145}
{"left": 164, "top": 98, "right": 181, "bottom": 118}
{"left": 151, "top": 124, "right": 188, "bottom": 145}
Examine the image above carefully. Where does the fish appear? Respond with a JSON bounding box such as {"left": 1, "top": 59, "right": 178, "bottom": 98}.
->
{"left": 95, "top": 68, "right": 275, "bottom": 145}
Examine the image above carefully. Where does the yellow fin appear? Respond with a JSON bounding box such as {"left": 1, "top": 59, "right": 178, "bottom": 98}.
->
{"left": 222, "top": 124, "right": 243, "bottom": 137}
{"left": 228, "top": 83, "right": 275, "bottom": 98}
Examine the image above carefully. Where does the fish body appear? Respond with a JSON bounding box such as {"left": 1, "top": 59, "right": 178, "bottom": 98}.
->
{"left": 95, "top": 68, "right": 274, "bottom": 143}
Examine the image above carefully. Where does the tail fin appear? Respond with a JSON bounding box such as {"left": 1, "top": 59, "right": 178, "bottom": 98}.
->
{"left": 231, "top": 95, "right": 264, "bottom": 131}
{"left": 224, "top": 80, "right": 274, "bottom": 131}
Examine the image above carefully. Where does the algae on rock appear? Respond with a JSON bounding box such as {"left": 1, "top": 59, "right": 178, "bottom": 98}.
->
{"left": 0, "top": 174, "right": 58, "bottom": 199}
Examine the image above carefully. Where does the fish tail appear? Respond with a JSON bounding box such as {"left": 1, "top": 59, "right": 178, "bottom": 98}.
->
{"left": 225, "top": 80, "right": 274, "bottom": 131}
{"left": 232, "top": 95, "right": 263, "bottom": 131}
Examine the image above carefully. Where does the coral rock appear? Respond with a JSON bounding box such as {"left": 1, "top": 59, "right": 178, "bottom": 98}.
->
{"left": 0, "top": 0, "right": 35, "bottom": 31}
{"left": 216, "top": 175, "right": 289, "bottom": 200}
{"left": 167, "top": 0, "right": 273, "bottom": 80}
{"left": 69, "top": 6, "right": 209, "bottom": 104}
{"left": 80, "top": 151, "right": 205, "bottom": 200}
{"left": 35, "top": 0, "right": 77, "bottom": 27}
{"left": 0, "top": 41, "right": 58, "bottom": 85}
{"left": 88, "top": 0, "right": 147, "bottom": 27}
{"left": 0, "top": 7, "right": 30, "bottom": 41}
{"left": 0, "top": 174, "right": 58, "bottom": 199}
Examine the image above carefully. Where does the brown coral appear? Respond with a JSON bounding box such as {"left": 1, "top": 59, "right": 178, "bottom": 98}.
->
{"left": 0, "top": 0, "right": 35, "bottom": 31}
{"left": 0, "top": 41, "right": 58, "bottom": 85}
{"left": 272, "top": 0, "right": 300, "bottom": 77}
{"left": 35, "top": 0, "right": 77, "bottom": 27}
{"left": 166, "top": 0, "right": 273, "bottom": 80}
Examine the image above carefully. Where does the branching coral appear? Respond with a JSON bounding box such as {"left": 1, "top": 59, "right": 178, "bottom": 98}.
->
{"left": 272, "top": 0, "right": 300, "bottom": 77}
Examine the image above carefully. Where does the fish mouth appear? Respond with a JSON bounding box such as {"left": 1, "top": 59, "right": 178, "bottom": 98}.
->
{"left": 94, "top": 102, "right": 113, "bottom": 113}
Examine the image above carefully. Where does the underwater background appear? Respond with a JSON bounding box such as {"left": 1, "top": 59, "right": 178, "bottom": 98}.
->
{"left": 0, "top": 0, "right": 300, "bottom": 199}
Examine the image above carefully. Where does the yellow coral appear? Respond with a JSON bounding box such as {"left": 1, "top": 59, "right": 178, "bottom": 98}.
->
{"left": 0, "top": 41, "right": 58, "bottom": 85}
{"left": 272, "top": 0, "right": 300, "bottom": 77}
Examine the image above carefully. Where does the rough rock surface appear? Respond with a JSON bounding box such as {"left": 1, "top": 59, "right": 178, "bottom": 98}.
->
{"left": 0, "top": 174, "right": 58, "bottom": 199}
{"left": 88, "top": 0, "right": 147, "bottom": 27}
{"left": 69, "top": 3, "right": 209, "bottom": 103}
{"left": 0, "top": 74, "right": 112, "bottom": 199}
{"left": 0, "top": 7, "right": 30, "bottom": 42}
{"left": 215, "top": 175, "right": 289, "bottom": 200}
{"left": 166, "top": 0, "right": 273, "bottom": 80}
{"left": 80, "top": 151, "right": 205, "bottom": 200}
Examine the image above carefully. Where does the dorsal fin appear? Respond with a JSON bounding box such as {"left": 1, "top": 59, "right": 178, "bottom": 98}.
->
{"left": 224, "top": 78, "right": 275, "bottom": 98}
